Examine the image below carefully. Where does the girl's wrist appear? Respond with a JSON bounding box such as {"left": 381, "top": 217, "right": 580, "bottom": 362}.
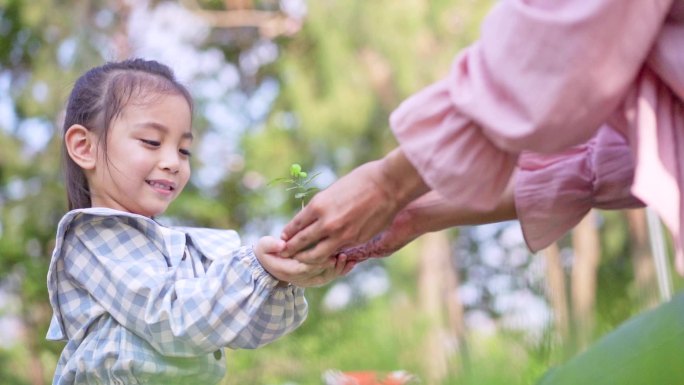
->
{"left": 252, "top": 247, "right": 283, "bottom": 285}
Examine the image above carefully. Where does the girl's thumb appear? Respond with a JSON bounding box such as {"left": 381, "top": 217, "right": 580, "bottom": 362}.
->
{"left": 260, "top": 236, "right": 286, "bottom": 254}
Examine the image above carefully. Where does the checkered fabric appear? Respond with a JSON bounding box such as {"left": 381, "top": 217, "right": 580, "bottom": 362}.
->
{"left": 46, "top": 208, "right": 307, "bottom": 385}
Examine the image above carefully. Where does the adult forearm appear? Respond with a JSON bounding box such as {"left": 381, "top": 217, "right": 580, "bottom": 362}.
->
{"left": 339, "top": 179, "right": 517, "bottom": 262}
{"left": 378, "top": 148, "right": 430, "bottom": 210}
{"left": 403, "top": 176, "right": 517, "bottom": 237}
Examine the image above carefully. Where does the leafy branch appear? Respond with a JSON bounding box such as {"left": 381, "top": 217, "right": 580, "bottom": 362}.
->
{"left": 269, "top": 163, "right": 321, "bottom": 210}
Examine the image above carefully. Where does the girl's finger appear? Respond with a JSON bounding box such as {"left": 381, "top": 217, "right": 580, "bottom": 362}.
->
{"left": 259, "top": 236, "right": 286, "bottom": 254}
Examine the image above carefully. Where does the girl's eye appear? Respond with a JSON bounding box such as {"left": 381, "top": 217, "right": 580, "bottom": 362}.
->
{"left": 179, "top": 148, "right": 192, "bottom": 157}
{"left": 140, "top": 139, "right": 161, "bottom": 147}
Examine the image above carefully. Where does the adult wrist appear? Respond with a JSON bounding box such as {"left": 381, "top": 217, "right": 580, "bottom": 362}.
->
{"left": 379, "top": 148, "right": 430, "bottom": 208}
{"left": 392, "top": 207, "right": 419, "bottom": 242}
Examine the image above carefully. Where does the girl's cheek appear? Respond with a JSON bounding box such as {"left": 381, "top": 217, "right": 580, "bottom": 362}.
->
{"left": 179, "top": 176, "right": 191, "bottom": 193}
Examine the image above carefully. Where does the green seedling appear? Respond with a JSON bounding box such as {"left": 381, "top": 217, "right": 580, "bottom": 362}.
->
{"left": 269, "top": 163, "right": 321, "bottom": 210}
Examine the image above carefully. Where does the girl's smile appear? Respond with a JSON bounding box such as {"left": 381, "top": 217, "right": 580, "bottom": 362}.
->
{"left": 87, "top": 93, "right": 193, "bottom": 217}
{"left": 146, "top": 179, "right": 177, "bottom": 195}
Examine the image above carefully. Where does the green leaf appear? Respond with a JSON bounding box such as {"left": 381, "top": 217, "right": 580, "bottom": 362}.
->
{"left": 290, "top": 163, "right": 302, "bottom": 177}
{"left": 267, "top": 177, "right": 294, "bottom": 186}
{"left": 304, "top": 172, "right": 322, "bottom": 184}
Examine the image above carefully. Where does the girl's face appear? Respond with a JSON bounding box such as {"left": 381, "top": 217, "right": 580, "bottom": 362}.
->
{"left": 88, "top": 93, "right": 193, "bottom": 217}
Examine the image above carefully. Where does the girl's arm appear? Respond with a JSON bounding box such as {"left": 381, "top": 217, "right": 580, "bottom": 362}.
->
{"left": 61, "top": 216, "right": 306, "bottom": 356}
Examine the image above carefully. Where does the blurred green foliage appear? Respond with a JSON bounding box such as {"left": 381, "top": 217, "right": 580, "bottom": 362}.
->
{"left": 0, "top": 1, "right": 679, "bottom": 384}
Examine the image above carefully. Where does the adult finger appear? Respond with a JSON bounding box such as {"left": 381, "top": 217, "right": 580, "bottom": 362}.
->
{"left": 334, "top": 254, "right": 347, "bottom": 275}
{"left": 336, "top": 253, "right": 357, "bottom": 275}
{"left": 342, "top": 261, "right": 357, "bottom": 275}
{"left": 281, "top": 203, "right": 318, "bottom": 241}
{"left": 291, "top": 238, "right": 341, "bottom": 265}
{"left": 337, "top": 246, "right": 370, "bottom": 262}
{"left": 281, "top": 221, "right": 327, "bottom": 258}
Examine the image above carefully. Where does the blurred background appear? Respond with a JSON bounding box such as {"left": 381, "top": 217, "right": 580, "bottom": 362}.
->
{"left": 0, "top": 1, "right": 681, "bottom": 384}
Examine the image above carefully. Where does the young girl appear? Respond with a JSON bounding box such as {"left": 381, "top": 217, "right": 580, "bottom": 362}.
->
{"left": 46, "top": 58, "right": 347, "bottom": 385}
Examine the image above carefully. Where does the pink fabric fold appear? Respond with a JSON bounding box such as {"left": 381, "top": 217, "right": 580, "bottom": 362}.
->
{"left": 515, "top": 126, "right": 644, "bottom": 251}
{"left": 391, "top": 0, "right": 671, "bottom": 211}
{"left": 390, "top": 79, "right": 517, "bottom": 210}
{"left": 390, "top": 0, "right": 684, "bottom": 272}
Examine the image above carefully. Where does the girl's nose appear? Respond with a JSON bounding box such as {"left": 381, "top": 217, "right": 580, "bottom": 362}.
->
{"left": 159, "top": 148, "right": 181, "bottom": 173}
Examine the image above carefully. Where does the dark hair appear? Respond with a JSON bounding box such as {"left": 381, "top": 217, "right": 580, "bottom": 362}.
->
{"left": 61, "top": 58, "right": 193, "bottom": 210}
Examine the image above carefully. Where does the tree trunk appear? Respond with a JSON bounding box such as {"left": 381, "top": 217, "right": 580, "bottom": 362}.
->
{"left": 625, "top": 208, "right": 659, "bottom": 310}
{"left": 225, "top": 0, "right": 253, "bottom": 10}
{"left": 417, "top": 231, "right": 465, "bottom": 384}
{"left": 180, "top": 1, "right": 300, "bottom": 38}
{"left": 542, "top": 243, "right": 570, "bottom": 348}
{"left": 570, "top": 210, "right": 600, "bottom": 351}
{"left": 26, "top": 331, "right": 45, "bottom": 385}
{"left": 113, "top": 0, "right": 132, "bottom": 59}
{"left": 21, "top": 302, "right": 52, "bottom": 385}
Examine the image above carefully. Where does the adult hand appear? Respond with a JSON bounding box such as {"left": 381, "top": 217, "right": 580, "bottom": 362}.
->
{"left": 255, "top": 236, "right": 353, "bottom": 287}
{"left": 338, "top": 186, "right": 517, "bottom": 262}
{"left": 280, "top": 149, "right": 429, "bottom": 265}
{"left": 337, "top": 208, "right": 417, "bottom": 262}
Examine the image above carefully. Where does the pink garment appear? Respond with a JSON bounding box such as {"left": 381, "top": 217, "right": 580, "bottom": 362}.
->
{"left": 515, "top": 126, "right": 644, "bottom": 252}
{"left": 390, "top": 0, "right": 684, "bottom": 271}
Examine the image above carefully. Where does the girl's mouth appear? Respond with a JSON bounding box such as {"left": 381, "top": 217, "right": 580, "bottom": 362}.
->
{"left": 146, "top": 179, "right": 175, "bottom": 192}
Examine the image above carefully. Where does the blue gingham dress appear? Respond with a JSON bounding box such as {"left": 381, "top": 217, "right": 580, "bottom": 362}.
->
{"left": 46, "top": 208, "right": 307, "bottom": 385}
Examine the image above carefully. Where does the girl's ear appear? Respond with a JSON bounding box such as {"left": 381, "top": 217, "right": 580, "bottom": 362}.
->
{"left": 64, "top": 125, "right": 97, "bottom": 170}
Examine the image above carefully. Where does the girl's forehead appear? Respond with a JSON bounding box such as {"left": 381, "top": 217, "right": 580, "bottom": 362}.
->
{"left": 113, "top": 93, "right": 193, "bottom": 133}
{"left": 122, "top": 92, "right": 191, "bottom": 114}
{"left": 126, "top": 90, "right": 190, "bottom": 108}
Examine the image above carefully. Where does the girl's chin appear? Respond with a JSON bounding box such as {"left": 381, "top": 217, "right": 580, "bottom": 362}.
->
{"left": 90, "top": 200, "right": 169, "bottom": 218}
{"left": 128, "top": 205, "right": 169, "bottom": 218}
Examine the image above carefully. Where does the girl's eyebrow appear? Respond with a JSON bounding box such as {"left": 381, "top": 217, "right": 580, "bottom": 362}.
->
{"left": 135, "top": 121, "right": 193, "bottom": 139}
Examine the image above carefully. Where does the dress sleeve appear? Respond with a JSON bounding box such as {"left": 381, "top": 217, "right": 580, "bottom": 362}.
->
{"left": 391, "top": 0, "right": 672, "bottom": 210}
{"left": 515, "top": 126, "right": 644, "bottom": 252}
{"left": 62, "top": 216, "right": 307, "bottom": 356}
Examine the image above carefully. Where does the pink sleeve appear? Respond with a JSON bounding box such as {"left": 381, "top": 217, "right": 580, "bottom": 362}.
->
{"left": 391, "top": 0, "right": 672, "bottom": 210}
{"left": 515, "top": 126, "right": 644, "bottom": 252}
